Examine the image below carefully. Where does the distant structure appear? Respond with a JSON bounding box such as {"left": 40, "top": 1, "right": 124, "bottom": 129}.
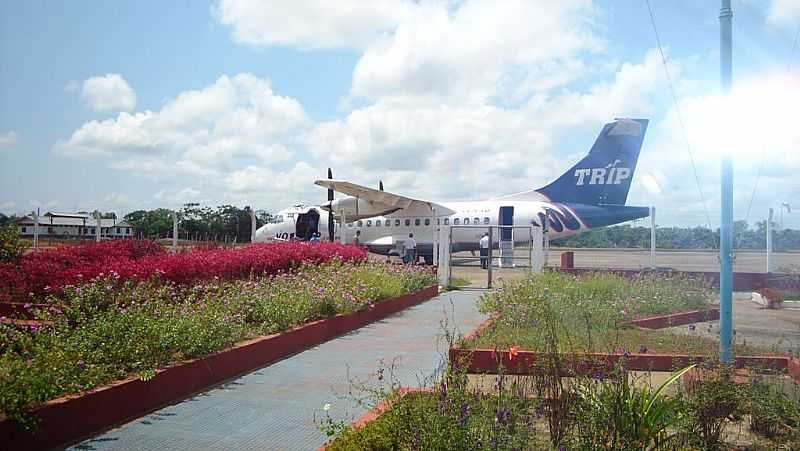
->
{"left": 16, "top": 212, "right": 135, "bottom": 240}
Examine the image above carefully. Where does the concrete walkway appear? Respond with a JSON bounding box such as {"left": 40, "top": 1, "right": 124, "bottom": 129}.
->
{"left": 71, "top": 289, "right": 486, "bottom": 451}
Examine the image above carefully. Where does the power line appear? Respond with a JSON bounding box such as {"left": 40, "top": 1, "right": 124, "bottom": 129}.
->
{"left": 644, "top": 0, "right": 713, "bottom": 230}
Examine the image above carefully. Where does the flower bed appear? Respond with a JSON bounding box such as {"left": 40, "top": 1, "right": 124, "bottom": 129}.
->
{"left": 0, "top": 240, "right": 366, "bottom": 302}
{"left": 323, "top": 365, "right": 800, "bottom": 450}
{"left": 463, "top": 271, "right": 769, "bottom": 356}
{"left": 0, "top": 261, "right": 435, "bottom": 434}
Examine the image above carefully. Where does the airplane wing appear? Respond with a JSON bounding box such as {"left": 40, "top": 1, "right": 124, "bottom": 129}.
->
{"left": 314, "top": 180, "right": 456, "bottom": 216}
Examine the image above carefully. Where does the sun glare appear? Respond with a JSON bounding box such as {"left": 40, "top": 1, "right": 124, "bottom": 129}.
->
{"left": 681, "top": 74, "right": 800, "bottom": 163}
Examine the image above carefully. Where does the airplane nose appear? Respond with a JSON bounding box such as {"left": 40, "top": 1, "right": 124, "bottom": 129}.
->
{"left": 254, "top": 225, "right": 268, "bottom": 242}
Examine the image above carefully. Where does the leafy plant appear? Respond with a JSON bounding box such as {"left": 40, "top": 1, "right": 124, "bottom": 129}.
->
{"left": 0, "top": 222, "right": 26, "bottom": 262}
{"left": 679, "top": 366, "right": 749, "bottom": 448}
{"left": 572, "top": 365, "right": 695, "bottom": 450}
{"left": 748, "top": 379, "right": 800, "bottom": 439}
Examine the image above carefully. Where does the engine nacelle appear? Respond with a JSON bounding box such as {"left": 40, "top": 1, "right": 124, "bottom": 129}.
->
{"left": 328, "top": 197, "right": 398, "bottom": 221}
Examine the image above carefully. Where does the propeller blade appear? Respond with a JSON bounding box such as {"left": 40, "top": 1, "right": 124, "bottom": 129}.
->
{"left": 327, "top": 168, "right": 334, "bottom": 202}
{"left": 379, "top": 180, "right": 384, "bottom": 191}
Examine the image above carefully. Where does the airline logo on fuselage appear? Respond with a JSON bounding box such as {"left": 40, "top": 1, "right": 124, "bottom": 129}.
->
{"left": 574, "top": 159, "right": 630, "bottom": 185}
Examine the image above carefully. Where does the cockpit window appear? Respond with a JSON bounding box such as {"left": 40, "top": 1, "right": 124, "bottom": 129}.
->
{"left": 269, "top": 215, "right": 284, "bottom": 224}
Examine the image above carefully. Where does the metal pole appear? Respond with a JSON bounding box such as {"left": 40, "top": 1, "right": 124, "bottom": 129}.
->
{"left": 766, "top": 208, "right": 773, "bottom": 273}
{"left": 250, "top": 209, "right": 257, "bottom": 243}
{"left": 432, "top": 207, "right": 438, "bottom": 266}
{"left": 172, "top": 210, "right": 178, "bottom": 253}
{"left": 650, "top": 207, "right": 656, "bottom": 270}
{"left": 719, "top": 0, "right": 734, "bottom": 364}
{"left": 340, "top": 213, "right": 347, "bottom": 244}
{"left": 33, "top": 211, "right": 39, "bottom": 250}
{"left": 487, "top": 226, "right": 493, "bottom": 289}
{"left": 95, "top": 214, "right": 101, "bottom": 243}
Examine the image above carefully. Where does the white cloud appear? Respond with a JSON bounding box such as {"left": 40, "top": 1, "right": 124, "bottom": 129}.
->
{"left": 767, "top": 0, "right": 800, "bottom": 27}
{"left": 57, "top": 74, "right": 309, "bottom": 168}
{"left": 214, "top": 0, "right": 415, "bottom": 49}
{"left": 0, "top": 131, "right": 19, "bottom": 154}
{"left": 309, "top": 50, "right": 668, "bottom": 202}
{"left": 350, "top": 0, "right": 600, "bottom": 104}
{"left": 81, "top": 74, "right": 137, "bottom": 112}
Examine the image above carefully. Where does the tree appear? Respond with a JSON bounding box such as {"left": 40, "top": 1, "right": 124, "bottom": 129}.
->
{"left": 0, "top": 223, "right": 26, "bottom": 261}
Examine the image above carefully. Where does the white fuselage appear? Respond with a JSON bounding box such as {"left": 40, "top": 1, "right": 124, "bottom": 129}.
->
{"left": 255, "top": 199, "right": 586, "bottom": 255}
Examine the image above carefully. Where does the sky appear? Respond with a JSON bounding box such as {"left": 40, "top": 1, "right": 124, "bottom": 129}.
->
{"left": 0, "top": 0, "right": 798, "bottom": 228}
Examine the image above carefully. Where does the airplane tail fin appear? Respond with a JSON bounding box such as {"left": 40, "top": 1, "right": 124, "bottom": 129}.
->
{"left": 536, "top": 118, "right": 648, "bottom": 205}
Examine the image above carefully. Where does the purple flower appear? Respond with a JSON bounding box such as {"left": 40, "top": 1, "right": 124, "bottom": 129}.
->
{"left": 457, "top": 403, "right": 470, "bottom": 427}
{"left": 688, "top": 324, "right": 696, "bottom": 331}
{"left": 638, "top": 345, "right": 648, "bottom": 354}
{"left": 496, "top": 407, "right": 511, "bottom": 425}
{"left": 77, "top": 360, "right": 86, "bottom": 370}
{"left": 593, "top": 370, "right": 605, "bottom": 381}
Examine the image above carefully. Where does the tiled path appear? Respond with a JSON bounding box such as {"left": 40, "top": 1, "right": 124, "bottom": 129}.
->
{"left": 71, "top": 289, "right": 486, "bottom": 451}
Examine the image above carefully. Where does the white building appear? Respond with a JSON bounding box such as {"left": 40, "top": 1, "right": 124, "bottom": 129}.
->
{"left": 17, "top": 212, "right": 135, "bottom": 239}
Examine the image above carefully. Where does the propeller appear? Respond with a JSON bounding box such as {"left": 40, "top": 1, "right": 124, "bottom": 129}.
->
{"left": 379, "top": 180, "right": 384, "bottom": 191}
{"left": 327, "top": 168, "right": 335, "bottom": 241}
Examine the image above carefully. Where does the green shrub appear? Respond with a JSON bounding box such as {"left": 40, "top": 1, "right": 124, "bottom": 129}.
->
{"left": 0, "top": 223, "right": 25, "bottom": 262}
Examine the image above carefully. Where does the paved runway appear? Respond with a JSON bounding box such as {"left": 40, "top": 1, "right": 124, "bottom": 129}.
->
{"left": 71, "top": 290, "right": 486, "bottom": 451}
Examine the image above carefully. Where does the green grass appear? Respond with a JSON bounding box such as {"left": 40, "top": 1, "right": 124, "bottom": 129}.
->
{"left": 446, "top": 277, "right": 471, "bottom": 291}
{"left": 465, "top": 271, "right": 770, "bottom": 355}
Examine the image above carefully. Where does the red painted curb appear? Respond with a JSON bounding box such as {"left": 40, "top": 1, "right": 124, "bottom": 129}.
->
{"left": 317, "top": 388, "right": 430, "bottom": 451}
{"left": 449, "top": 347, "right": 790, "bottom": 376}
{"left": 0, "top": 285, "right": 439, "bottom": 451}
{"left": 629, "top": 308, "right": 720, "bottom": 329}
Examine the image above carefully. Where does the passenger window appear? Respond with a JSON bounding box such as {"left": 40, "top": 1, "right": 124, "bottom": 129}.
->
{"left": 453, "top": 218, "right": 460, "bottom": 225}
{"left": 424, "top": 218, "right": 430, "bottom": 226}
{"left": 366, "top": 220, "right": 372, "bottom": 227}
{"left": 483, "top": 217, "right": 490, "bottom": 225}
{"left": 395, "top": 219, "right": 401, "bottom": 226}
{"left": 347, "top": 222, "right": 354, "bottom": 228}
{"left": 376, "top": 220, "right": 381, "bottom": 227}
{"left": 357, "top": 220, "right": 363, "bottom": 227}
{"left": 384, "top": 220, "right": 390, "bottom": 228}
{"left": 474, "top": 217, "right": 480, "bottom": 224}
{"left": 405, "top": 219, "right": 411, "bottom": 226}
{"left": 444, "top": 218, "right": 450, "bottom": 225}
{"left": 464, "top": 218, "right": 470, "bottom": 225}
{"left": 414, "top": 218, "right": 421, "bottom": 226}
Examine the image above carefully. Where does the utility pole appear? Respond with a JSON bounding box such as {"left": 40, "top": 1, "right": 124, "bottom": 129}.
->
{"left": 650, "top": 207, "right": 656, "bottom": 270}
{"left": 719, "top": 0, "right": 734, "bottom": 364}
{"left": 766, "top": 208, "right": 773, "bottom": 273}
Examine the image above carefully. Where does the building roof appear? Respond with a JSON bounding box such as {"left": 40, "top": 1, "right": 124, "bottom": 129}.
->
{"left": 18, "top": 215, "right": 133, "bottom": 228}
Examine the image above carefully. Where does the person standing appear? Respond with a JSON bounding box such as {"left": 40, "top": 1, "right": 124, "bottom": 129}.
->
{"left": 404, "top": 233, "right": 417, "bottom": 264}
{"left": 479, "top": 232, "right": 490, "bottom": 269}
{"left": 353, "top": 230, "right": 361, "bottom": 246}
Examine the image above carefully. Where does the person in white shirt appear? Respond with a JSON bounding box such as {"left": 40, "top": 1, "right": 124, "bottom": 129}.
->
{"left": 479, "top": 232, "right": 490, "bottom": 269}
{"left": 404, "top": 233, "right": 417, "bottom": 264}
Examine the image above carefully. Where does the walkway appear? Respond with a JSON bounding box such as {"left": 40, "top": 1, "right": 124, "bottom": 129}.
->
{"left": 71, "top": 289, "right": 486, "bottom": 451}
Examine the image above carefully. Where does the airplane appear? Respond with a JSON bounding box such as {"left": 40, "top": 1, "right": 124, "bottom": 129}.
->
{"left": 255, "top": 118, "right": 651, "bottom": 264}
